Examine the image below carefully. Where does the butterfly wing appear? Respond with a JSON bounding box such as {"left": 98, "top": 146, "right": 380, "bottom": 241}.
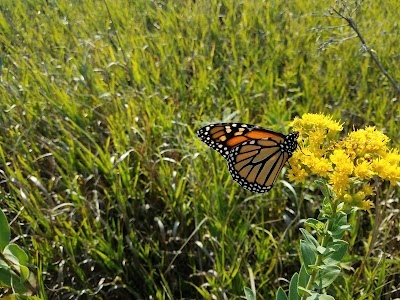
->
{"left": 227, "top": 139, "right": 289, "bottom": 193}
{"left": 196, "top": 123, "right": 286, "bottom": 159}
{"left": 197, "top": 123, "right": 299, "bottom": 193}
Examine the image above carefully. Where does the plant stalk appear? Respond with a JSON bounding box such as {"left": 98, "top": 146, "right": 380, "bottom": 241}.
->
{"left": 301, "top": 198, "right": 338, "bottom": 300}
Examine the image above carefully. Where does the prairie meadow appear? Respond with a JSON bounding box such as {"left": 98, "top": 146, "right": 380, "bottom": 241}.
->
{"left": 0, "top": 0, "right": 399, "bottom": 299}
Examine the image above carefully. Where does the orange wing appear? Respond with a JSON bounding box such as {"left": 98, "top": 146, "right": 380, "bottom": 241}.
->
{"left": 197, "top": 123, "right": 299, "bottom": 193}
{"left": 196, "top": 123, "right": 285, "bottom": 159}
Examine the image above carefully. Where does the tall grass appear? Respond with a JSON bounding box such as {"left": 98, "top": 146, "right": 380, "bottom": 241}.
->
{"left": 0, "top": 0, "right": 399, "bottom": 298}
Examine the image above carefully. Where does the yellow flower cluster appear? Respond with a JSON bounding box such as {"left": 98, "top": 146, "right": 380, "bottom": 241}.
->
{"left": 288, "top": 113, "right": 400, "bottom": 211}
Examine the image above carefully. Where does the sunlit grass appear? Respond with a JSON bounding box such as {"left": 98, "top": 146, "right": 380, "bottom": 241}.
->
{"left": 0, "top": 0, "right": 399, "bottom": 298}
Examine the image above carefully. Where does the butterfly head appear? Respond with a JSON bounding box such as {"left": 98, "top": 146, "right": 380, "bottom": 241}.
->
{"left": 282, "top": 131, "right": 299, "bottom": 157}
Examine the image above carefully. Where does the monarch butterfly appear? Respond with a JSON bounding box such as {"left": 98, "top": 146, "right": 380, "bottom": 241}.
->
{"left": 196, "top": 123, "right": 299, "bottom": 193}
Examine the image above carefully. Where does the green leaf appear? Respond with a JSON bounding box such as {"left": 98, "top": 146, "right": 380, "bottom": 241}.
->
{"left": 0, "top": 261, "right": 30, "bottom": 294}
{"left": 306, "top": 292, "right": 335, "bottom": 300}
{"left": 244, "top": 287, "right": 256, "bottom": 300}
{"left": 305, "top": 218, "right": 319, "bottom": 226}
{"left": 305, "top": 219, "right": 324, "bottom": 234}
{"left": 316, "top": 246, "right": 326, "bottom": 254}
{"left": 276, "top": 287, "right": 288, "bottom": 300}
{"left": 0, "top": 265, "right": 12, "bottom": 287}
{"left": 336, "top": 202, "right": 344, "bottom": 212}
{"left": 19, "top": 265, "right": 30, "bottom": 282}
{"left": 0, "top": 209, "right": 10, "bottom": 251}
{"left": 320, "top": 197, "right": 333, "bottom": 218}
{"left": 313, "top": 265, "right": 341, "bottom": 289}
{"left": 334, "top": 212, "right": 347, "bottom": 226}
{"left": 1, "top": 244, "right": 33, "bottom": 286}
{"left": 331, "top": 225, "right": 352, "bottom": 239}
{"left": 298, "top": 265, "right": 310, "bottom": 297}
{"left": 0, "top": 262, "right": 28, "bottom": 293}
{"left": 338, "top": 224, "right": 352, "bottom": 231}
{"left": 299, "top": 229, "right": 319, "bottom": 250}
{"left": 300, "top": 240, "right": 317, "bottom": 273}
{"left": 323, "top": 241, "right": 349, "bottom": 265}
{"left": 4, "top": 244, "right": 29, "bottom": 266}
{"left": 288, "top": 273, "right": 300, "bottom": 300}
{"left": 298, "top": 286, "right": 312, "bottom": 298}
{"left": 10, "top": 272, "right": 28, "bottom": 294}
{"left": 314, "top": 180, "right": 331, "bottom": 198}
{"left": 329, "top": 213, "right": 351, "bottom": 239}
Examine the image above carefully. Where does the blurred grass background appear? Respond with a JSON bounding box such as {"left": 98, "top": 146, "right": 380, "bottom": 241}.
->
{"left": 0, "top": 0, "right": 399, "bottom": 298}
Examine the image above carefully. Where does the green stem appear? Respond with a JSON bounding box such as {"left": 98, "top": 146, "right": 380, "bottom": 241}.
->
{"left": 301, "top": 199, "right": 338, "bottom": 300}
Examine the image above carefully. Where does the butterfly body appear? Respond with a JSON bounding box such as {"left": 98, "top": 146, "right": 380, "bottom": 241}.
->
{"left": 197, "top": 123, "right": 299, "bottom": 193}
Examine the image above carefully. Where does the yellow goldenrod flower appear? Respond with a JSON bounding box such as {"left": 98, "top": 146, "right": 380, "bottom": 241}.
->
{"left": 354, "top": 160, "right": 375, "bottom": 180}
{"left": 342, "top": 191, "right": 370, "bottom": 210}
{"left": 290, "top": 113, "right": 343, "bottom": 136}
{"left": 330, "top": 149, "right": 354, "bottom": 175}
{"left": 343, "top": 126, "right": 390, "bottom": 157}
{"left": 329, "top": 171, "right": 351, "bottom": 195}
{"left": 343, "top": 193, "right": 352, "bottom": 203}
{"left": 362, "top": 184, "right": 375, "bottom": 197}
{"left": 290, "top": 113, "right": 399, "bottom": 210}
{"left": 311, "top": 157, "right": 332, "bottom": 177}
{"left": 384, "top": 149, "right": 400, "bottom": 164}
{"left": 360, "top": 199, "right": 375, "bottom": 211}
{"left": 308, "top": 130, "right": 326, "bottom": 147}
{"left": 353, "top": 191, "right": 366, "bottom": 203}
{"left": 287, "top": 164, "right": 308, "bottom": 184}
{"left": 372, "top": 158, "right": 400, "bottom": 185}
